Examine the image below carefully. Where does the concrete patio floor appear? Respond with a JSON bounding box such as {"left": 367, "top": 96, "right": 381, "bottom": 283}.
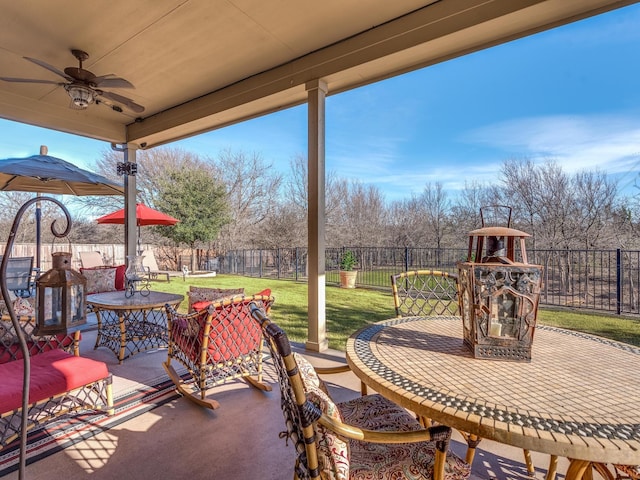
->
{"left": 3, "top": 323, "right": 576, "bottom": 480}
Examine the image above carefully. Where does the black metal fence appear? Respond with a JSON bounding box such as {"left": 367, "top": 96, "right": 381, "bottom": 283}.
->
{"left": 207, "top": 247, "right": 640, "bottom": 316}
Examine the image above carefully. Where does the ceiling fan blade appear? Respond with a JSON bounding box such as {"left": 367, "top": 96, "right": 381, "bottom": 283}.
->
{"left": 93, "top": 76, "right": 135, "bottom": 89}
{"left": 97, "top": 90, "right": 145, "bottom": 113}
{"left": 0, "top": 77, "right": 61, "bottom": 85}
{"left": 24, "top": 57, "right": 73, "bottom": 81}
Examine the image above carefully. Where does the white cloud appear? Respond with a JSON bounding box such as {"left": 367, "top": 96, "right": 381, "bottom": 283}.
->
{"left": 463, "top": 114, "right": 640, "bottom": 175}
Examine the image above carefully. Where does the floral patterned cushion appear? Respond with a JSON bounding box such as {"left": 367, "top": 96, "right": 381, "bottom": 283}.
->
{"left": 614, "top": 464, "right": 640, "bottom": 480}
{"left": 187, "top": 287, "right": 245, "bottom": 312}
{"left": 81, "top": 267, "right": 117, "bottom": 294}
{"left": 0, "top": 295, "right": 36, "bottom": 317}
{"left": 13, "top": 297, "right": 35, "bottom": 316}
{"left": 339, "top": 394, "right": 470, "bottom": 480}
{"left": 294, "top": 352, "right": 350, "bottom": 480}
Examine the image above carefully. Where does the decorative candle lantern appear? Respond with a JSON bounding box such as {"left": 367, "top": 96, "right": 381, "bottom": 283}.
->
{"left": 36, "top": 251, "right": 87, "bottom": 335}
{"left": 457, "top": 206, "right": 543, "bottom": 362}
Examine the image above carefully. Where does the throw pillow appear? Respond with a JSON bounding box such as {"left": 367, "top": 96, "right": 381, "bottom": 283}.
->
{"left": 81, "top": 267, "right": 117, "bottom": 294}
{"left": 174, "top": 309, "right": 208, "bottom": 338}
{"left": 0, "top": 295, "right": 35, "bottom": 317}
{"left": 114, "top": 264, "right": 127, "bottom": 291}
{"left": 191, "top": 300, "right": 214, "bottom": 311}
{"left": 294, "top": 352, "right": 349, "bottom": 480}
{"left": 188, "top": 287, "right": 245, "bottom": 312}
{"left": 13, "top": 296, "right": 36, "bottom": 316}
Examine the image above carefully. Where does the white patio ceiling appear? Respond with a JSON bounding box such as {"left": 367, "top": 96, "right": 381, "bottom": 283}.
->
{"left": 1, "top": 0, "right": 635, "bottom": 150}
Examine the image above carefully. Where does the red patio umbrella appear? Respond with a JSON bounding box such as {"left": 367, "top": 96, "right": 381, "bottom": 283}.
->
{"left": 96, "top": 203, "right": 179, "bottom": 252}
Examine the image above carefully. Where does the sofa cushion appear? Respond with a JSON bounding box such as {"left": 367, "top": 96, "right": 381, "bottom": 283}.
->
{"left": 0, "top": 348, "right": 109, "bottom": 412}
{"left": 80, "top": 266, "right": 117, "bottom": 294}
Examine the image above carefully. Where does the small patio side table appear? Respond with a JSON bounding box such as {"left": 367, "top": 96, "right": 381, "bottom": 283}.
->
{"left": 346, "top": 316, "right": 640, "bottom": 480}
{"left": 87, "top": 290, "right": 183, "bottom": 363}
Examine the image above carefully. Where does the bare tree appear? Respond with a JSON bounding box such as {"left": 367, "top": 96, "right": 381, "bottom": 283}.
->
{"left": 0, "top": 191, "right": 74, "bottom": 244}
{"left": 335, "top": 181, "right": 387, "bottom": 247}
{"left": 500, "top": 158, "right": 576, "bottom": 248}
{"left": 387, "top": 196, "right": 426, "bottom": 247}
{"left": 259, "top": 202, "right": 306, "bottom": 248}
{"left": 573, "top": 170, "right": 618, "bottom": 248}
{"left": 283, "top": 153, "right": 345, "bottom": 247}
{"left": 420, "top": 182, "right": 451, "bottom": 250}
{"left": 214, "top": 149, "right": 282, "bottom": 251}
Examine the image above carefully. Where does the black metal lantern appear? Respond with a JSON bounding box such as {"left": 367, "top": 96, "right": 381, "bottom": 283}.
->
{"left": 36, "top": 251, "right": 87, "bottom": 335}
{"left": 457, "top": 206, "right": 543, "bottom": 362}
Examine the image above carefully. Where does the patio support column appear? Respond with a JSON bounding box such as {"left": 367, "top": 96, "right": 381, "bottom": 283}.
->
{"left": 112, "top": 143, "right": 138, "bottom": 261}
{"left": 124, "top": 145, "right": 138, "bottom": 260}
{"left": 305, "top": 79, "right": 328, "bottom": 352}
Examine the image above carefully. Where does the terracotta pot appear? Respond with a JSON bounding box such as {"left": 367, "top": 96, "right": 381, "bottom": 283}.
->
{"left": 339, "top": 270, "right": 357, "bottom": 289}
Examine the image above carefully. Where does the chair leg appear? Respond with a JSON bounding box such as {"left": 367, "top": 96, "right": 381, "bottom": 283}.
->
{"left": 566, "top": 460, "right": 591, "bottom": 480}
{"left": 418, "top": 415, "right": 432, "bottom": 427}
{"left": 162, "top": 360, "right": 220, "bottom": 409}
{"left": 583, "top": 463, "right": 595, "bottom": 480}
{"left": 243, "top": 354, "right": 274, "bottom": 392}
{"left": 592, "top": 463, "right": 616, "bottom": 480}
{"left": 458, "top": 432, "right": 482, "bottom": 465}
{"left": 523, "top": 449, "right": 535, "bottom": 476}
{"left": 545, "top": 455, "right": 559, "bottom": 480}
{"left": 360, "top": 381, "right": 367, "bottom": 396}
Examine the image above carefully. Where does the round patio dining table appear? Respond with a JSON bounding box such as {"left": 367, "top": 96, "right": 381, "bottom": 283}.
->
{"left": 88, "top": 290, "right": 183, "bottom": 364}
{"left": 346, "top": 316, "right": 640, "bottom": 479}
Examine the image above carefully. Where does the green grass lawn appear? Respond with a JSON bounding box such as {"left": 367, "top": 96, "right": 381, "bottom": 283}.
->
{"left": 149, "top": 274, "right": 640, "bottom": 350}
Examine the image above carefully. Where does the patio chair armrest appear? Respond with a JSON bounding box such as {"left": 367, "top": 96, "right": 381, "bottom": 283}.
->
{"left": 317, "top": 412, "right": 452, "bottom": 445}
{"left": 314, "top": 364, "right": 352, "bottom": 375}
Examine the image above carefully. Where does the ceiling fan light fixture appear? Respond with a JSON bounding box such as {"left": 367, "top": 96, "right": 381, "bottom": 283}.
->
{"left": 64, "top": 84, "right": 94, "bottom": 109}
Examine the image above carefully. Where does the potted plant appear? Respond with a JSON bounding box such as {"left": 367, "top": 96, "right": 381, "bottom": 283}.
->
{"left": 339, "top": 250, "right": 358, "bottom": 288}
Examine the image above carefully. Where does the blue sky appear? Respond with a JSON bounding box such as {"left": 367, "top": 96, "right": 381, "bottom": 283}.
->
{"left": 1, "top": 3, "right": 639, "bottom": 203}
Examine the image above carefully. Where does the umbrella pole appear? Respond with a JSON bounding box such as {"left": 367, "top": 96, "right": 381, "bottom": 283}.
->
{"left": 36, "top": 193, "right": 41, "bottom": 271}
{"left": 137, "top": 225, "right": 142, "bottom": 255}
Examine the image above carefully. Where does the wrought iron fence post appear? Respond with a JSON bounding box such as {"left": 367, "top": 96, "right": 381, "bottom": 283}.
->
{"left": 404, "top": 246, "right": 409, "bottom": 272}
{"left": 617, "top": 248, "right": 622, "bottom": 315}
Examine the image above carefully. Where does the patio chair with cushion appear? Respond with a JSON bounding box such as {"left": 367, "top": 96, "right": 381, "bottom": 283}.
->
{"left": 249, "top": 301, "right": 471, "bottom": 480}
{"left": 140, "top": 249, "right": 171, "bottom": 282}
{"left": 163, "top": 292, "right": 275, "bottom": 409}
{"left": 79, "top": 251, "right": 106, "bottom": 269}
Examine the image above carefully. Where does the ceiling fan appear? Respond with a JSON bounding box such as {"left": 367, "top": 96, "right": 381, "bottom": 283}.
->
{"left": 0, "top": 49, "right": 145, "bottom": 114}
